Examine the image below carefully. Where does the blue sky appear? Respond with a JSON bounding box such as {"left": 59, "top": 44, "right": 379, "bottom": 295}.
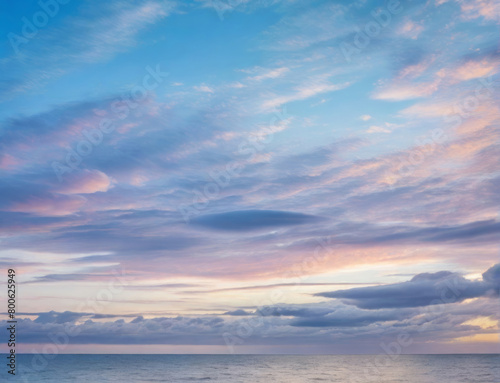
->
{"left": 0, "top": 0, "right": 499, "bottom": 355}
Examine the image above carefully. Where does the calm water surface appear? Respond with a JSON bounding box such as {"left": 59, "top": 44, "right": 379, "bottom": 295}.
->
{"left": 7, "top": 354, "right": 500, "bottom": 382}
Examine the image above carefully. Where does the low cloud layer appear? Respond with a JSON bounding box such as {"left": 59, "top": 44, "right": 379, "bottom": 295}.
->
{"left": 0, "top": 0, "right": 499, "bottom": 353}
{"left": 317, "top": 264, "right": 500, "bottom": 309}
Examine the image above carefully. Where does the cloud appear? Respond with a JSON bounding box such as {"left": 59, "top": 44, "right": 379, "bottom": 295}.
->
{"left": 0, "top": 0, "right": 499, "bottom": 354}
{"left": 397, "top": 20, "right": 424, "bottom": 39}
{"left": 247, "top": 67, "right": 290, "bottom": 82}
{"left": 58, "top": 1, "right": 174, "bottom": 63}
{"left": 5, "top": 296, "right": 497, "bottom": 349}
{"left": 191, "top": 210, "right": 322, "bottom": 231}
{"left": 0, "top": 176, "right": 87, "bottom": 216}
{"left": 367, "top": 125, "right": 391, "bottom": 134}
{"left": 34, "top": 310, "right": 87, "bottom": 324}
{"left": 290, "top": 310, "right": 404, "bottom": 328}
{"left": 1, "top": 1, "right": 176, "bottom": 99}
{"left": 317, "top": 263, "right": 500, "bottom": 309}
{"left": 261, "top": 79, "right": 350, "bottom": 111}
{"left": 399, "top": 100, "right": 455, "bottom": 117}
{"left": 196, "top": 0, "right": 283, "bottom": 19}
{"left": 26, "top": 230, "right": 202, "bottom": 255}
{"left": 194, "top": 84, "right": 214, "bottom": 93}
{"left": 197, "top": 282, "right": 374, "bottom": 294}
{"left": 372, "top": 79, "right": 441, "bottom": 101}
{"left": 0, "top": 154, "right": 20, "bottom": 169}
{"left": 0, "top": 212, "right": 76, "bottom": 233}
{"left": 445, "top": 58, "right": 499, "bottom": 83}
{"left": 456, "top": 0, "right": 500, "bottom": 22}
{"left": 223, "top": 309, "right": 252, "bottom": 316}
{"left": 482, "top": 263, "right": 500, "bottom": 294}
{"left": 3, "top": 316, "right": 229, "bottom": 345}
{"left": 358, "top": 220, "right": 500, "bottom": 245}
{"left": 25, "top": 268, "right": 133, "bottom": 284}
{"left": 261, "top": 3, "right": 350, "bottom": 50}
{"left": 57, "top": 170, "right": 112, "bottom": 194}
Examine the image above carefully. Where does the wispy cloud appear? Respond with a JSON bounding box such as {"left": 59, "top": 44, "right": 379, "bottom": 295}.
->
{"left": 0, "top": 0, "right": 498, "bottom": 353}
{"left": 1, "top": 0, "right": 175, "bottom": 99}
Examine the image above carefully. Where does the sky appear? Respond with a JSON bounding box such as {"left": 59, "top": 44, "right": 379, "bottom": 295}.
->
{"left": 0, "top": 0, "right": 499, "bottom": 357}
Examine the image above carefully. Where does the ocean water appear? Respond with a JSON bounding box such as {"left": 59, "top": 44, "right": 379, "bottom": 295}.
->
{"left": 7, "top": 354, "right": 500, "bottom": 383}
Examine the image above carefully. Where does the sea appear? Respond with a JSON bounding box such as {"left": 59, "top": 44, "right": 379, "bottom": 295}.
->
{"left": 5, "top": 354, "right": 500, "bottom": 382}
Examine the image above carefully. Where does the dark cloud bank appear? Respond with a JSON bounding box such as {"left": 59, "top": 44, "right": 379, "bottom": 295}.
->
{"left": 3, "top": 263, "right": 499, "bottom": 346}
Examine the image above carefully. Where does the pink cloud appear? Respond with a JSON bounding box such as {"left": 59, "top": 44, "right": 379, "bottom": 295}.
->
{"left": 458, "top": 0, "right": 500, "bottom": 22}
{"left": 57, "top": 170, "right": 113, "bottom": 195}
{"left": 397, "top": 20, "right": 424, "bottom": 39}
{"left": 0, "top": 154, "right": 20, "bottom": 170}
{"left": 447, "top": 59, "right": 499, "bottom": 83}
{"left": 372, "top": 79, "right": 441, "bottom": 101}
{"left": 9, "top": 194, "right": 86, "bottom": 216}
{"left": 437, "top": 0, "right": 500, "bottom": 22}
